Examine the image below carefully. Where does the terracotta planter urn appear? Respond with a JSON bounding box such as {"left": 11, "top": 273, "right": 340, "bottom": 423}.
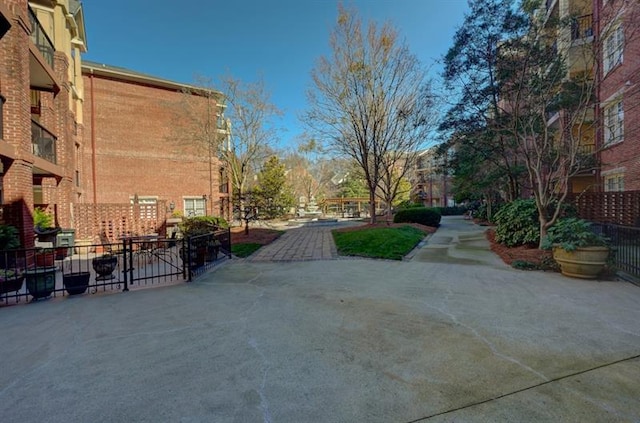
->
{"left": 552, "top": 246, "right": 610, "bottom": 279}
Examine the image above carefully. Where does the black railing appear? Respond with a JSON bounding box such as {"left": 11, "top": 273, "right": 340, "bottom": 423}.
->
{"left": 571, "top": 14, "right": 593, "bottom": 40}
{"left": 28, "top": 7, "right": 55, "bottom": 69}
{"left": 0, "top": 229, "right": 231, "bottom": 306}
{"left": 591, "top": 223, "right": 640, "bottom": 282}
{"left": 31, "top": 119, "right": 57, "bottom": 163}
{"left": 184, "top": 229, "right": 232, "bottom": 280}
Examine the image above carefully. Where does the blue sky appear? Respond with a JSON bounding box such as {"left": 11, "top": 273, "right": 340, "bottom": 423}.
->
{"left": 83, "top": 0, "right": 470, "bottom": 149}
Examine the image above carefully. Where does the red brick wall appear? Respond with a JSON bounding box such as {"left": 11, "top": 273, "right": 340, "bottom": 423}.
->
{"left": 597, "top": 0, "right": 640, "bottom": 190}
{"left": 81, "top": 72, "right": 229, "bottom": 219}
{"left": 0, "top": 0, "right": 36, "bottom": 247}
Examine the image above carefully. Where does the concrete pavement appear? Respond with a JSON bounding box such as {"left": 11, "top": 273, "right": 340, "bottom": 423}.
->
{"left": 1, "top": 217, "right": 640, "bottom": 422}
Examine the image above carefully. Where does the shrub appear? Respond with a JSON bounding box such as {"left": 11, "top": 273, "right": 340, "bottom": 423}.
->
{"left": 434, "top": 206, "right": 468, "bottom": 216}
{"left": 0, "top": 225, "right": 20, "bottom": 250}
{"left": 541, "top": 217, "right": 608, "bottom": 252}
{"left": 393, "top": 207, "right": 441, "bottom": 227}
{"left": 396, "top": 201, "right": 424, "bottom": 210}
{"left": 179, "top": 215, "right": 229, "bottom": 237}
{"left": 493, "top": 199, "right": 539, "bottom": 247}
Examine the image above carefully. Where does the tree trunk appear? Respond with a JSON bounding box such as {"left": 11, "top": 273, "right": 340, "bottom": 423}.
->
{"left": 369, "top": 191, "right": 377, "bottom": 224}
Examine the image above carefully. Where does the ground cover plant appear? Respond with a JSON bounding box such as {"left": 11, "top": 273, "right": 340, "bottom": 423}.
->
{"left": 230, "top": 227, "right": 284, "bottom": 257}
{"left": 231, "top": 243, "right": 263, "bottom": 258}
{"left": 332, "top": 224, "right": 429, "bottom": 260}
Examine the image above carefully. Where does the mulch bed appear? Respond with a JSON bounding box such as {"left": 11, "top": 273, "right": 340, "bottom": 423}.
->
{"left": 230, "top": 227, "right": 283, "bottom": 245}
{"left": 486, "top": 228, "right": 554, "bottom": 268}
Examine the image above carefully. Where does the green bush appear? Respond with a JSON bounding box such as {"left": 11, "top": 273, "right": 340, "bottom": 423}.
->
{"left": 541, "top": 217, "right": 608, "bottom": 252}
{"left": 396, "top": 201, "right": 424, "bottom": 210}
{"left": 393, "top": 207, "right": 441, "bottom": 227}
{"left": 434, "top": 206, "right": 468, "bottom": 216}
{"left": 179, "top": 215, "right": 229, "bottom": 237}
{"left": 493, "top": 199, "right": 539, "bottom": 247}
{"left": 0, "top": 225, "right": 20, "bottom": 250}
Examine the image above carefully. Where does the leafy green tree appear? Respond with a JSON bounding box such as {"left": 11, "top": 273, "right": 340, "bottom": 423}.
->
{"left": 254, "top": 156, "right": 295, "bottom": 219}
{"left": 439, "top": 0, "right": 528, "bottom": 202}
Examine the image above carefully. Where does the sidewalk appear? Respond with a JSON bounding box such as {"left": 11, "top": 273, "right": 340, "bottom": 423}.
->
{"left": 1, "top": 217, "right": 640, "bottom": 422}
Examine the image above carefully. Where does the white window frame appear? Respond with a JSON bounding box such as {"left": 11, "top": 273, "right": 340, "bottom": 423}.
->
{"left": 603, "top": 23, "right": 623, "bottom": 75}
{"left": 184, "top": 197, "right": 206, "bottom": 217}
{"left": 603, "top": 98, "right": 624, "bottom": 146}
{"left": 604, "top": 174, "right": 624, "bottom": 192}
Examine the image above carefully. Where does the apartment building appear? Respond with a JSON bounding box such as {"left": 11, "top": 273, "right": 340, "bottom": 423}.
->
{"left": 0, "top": 0, "right": 86, "bottom": 247}
{"left": 0, "top": 0, "right": 231, "bottom": 247}
{"left": 81, "top": 61, "right": 231, "bottom": 220}
{"left": 595, "top": 0, "right": 640, "bottom": 191}
{"left": 543, "top": 0, "right": 599, "bottom": 193}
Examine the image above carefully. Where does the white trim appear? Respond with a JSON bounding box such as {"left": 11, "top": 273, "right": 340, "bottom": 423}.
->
{"left": 600, "top": 167, "right": 626, "bottom": 176}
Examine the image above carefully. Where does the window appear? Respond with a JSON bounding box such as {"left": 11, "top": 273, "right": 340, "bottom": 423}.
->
{"left": 603, "top": 23, "right": 623, "bottom": 74}
{"left": 604, "top": 174, "right": 624, "bottom": 192}
{"left": 604, "top": 98, "right": 624, "bottom": 145}
{"left": 184, "top": 198, "right": 206, "bottom": 217}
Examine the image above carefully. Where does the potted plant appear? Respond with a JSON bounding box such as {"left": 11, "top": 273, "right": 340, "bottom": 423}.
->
{"left": 63, "top": 271, "right": 90, "bottom": 295}
{"left": 24, "top": 265, "right": 57, "bottom": 299}
{"left": 0, "top": 269, "right": 25, "bottom": 295}
{"left": 92, "top": 253, "right": 118, "bottom": 281}
{"left": 541, "top": 217, "right": 610, "bottom": 279}
{"left": 178, "top": 216, "right": 223, "bottom": 267}
{"left": 33, "top": 207, "right": 60, "bottom": 243}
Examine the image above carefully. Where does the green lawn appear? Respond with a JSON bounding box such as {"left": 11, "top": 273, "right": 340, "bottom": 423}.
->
{"left": 332, "top": 225, "right": 427, "bottom": 260}
{"left": 231, "top": 243, "right": 263, "bottom": 258}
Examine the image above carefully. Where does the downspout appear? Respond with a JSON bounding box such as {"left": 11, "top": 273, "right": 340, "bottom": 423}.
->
{"left": 90, "top": 68, "right": 97, "bottom": 204}
{"left": 593, "top": 0, "right": 602, "bottom": 191}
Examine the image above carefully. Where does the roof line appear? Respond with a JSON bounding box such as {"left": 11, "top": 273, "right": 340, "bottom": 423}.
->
{"left": 81, "top": 60, "right": 223, "bottom": 97}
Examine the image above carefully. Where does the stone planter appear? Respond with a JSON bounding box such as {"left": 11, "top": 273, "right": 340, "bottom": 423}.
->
{"left": 25, "top": 267, "right": 57, "bottom": 299}
{"left": 552, "top": 246, "right": 610, "bottom": 279}
{"left": 63, "top": 271, "right": 90, "bottom": 295}
{"left": 92, "top": 255, "right": 118, "bottom": 281}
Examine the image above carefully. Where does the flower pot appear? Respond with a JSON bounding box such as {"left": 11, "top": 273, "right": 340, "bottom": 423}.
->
{"left": 0, "top": 273, "right": 24, "bottom": 295}
{"left": 25, "top": 267, "right": 57, "bottom": 299}
{"left": 35, "top": 250, "right": 55, "bottom": 267}
{"left": 552, "top": 246, "right": 610, "bottom": 279}
{"left": 92, "top": 255, "right": 118, "bottom": 281}
{"left": 63, "top": 271, "right": 90, "bottom": 295}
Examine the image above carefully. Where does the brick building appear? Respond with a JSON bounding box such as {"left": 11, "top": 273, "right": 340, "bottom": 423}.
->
{"left": 0, "top": 0, "right": 87, "bottom": 247}
{"left": 595, "top": 0, "right": 640, "bottom": 191}
{"left": 0, "top": 1, "right": 230, "bottom": 246}
{"left": 81, "top": 61, "right": 231, "bottom": 220}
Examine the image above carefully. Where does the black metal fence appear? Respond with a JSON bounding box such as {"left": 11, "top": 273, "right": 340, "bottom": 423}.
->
{"left": 591, "top": 223, "right": 640, "bottom": 282}
{"left": 0, "top": 229, "right": 231, "bottom": 306}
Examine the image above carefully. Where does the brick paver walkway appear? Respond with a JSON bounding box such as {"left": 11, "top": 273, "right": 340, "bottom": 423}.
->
{"left": 248, "top": 226, "right": 338, "bottom": 261}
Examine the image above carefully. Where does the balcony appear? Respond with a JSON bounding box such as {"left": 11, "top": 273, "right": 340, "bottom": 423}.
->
{"left": 31, "top": 120, "right": 57, "bottom": 164}
{"left": 575, "top": 143, "right": 597, "bottom": 171}
{"left": 571, "top": 14, "right": 593, "bottom": 41}
{"left": 28, "top": 8, "right": 54, "bottom": 69}
{"left": 28, "top": 7, "right": 58, "bottom": 93}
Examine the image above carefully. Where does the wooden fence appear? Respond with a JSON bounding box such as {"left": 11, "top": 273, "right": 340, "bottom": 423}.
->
{"left": 569, "top": 191, "right": 640, "bottom": 227}
{"left": 71, "top": 202, "right": 167, "bottom": 243}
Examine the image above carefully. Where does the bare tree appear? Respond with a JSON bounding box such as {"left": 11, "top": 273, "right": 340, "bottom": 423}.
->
{"left": 172, "top": 76, "right": 228, "bottom": 216}
{"left": 304, "top": 5, "right": 435, "bottom": 223}
{"left": 218, "top": 76, "right": 282, "bottom": 215}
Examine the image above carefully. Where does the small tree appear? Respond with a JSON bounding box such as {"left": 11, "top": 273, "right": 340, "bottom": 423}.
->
{"left": 254, "top": 156, "right": 295, "bottom": 220}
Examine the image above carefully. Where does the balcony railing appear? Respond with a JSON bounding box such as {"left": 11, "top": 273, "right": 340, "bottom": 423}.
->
{"left": 571, "top": 14, "right": 593, "bottom": 41}
{"left": 28, "top": 7, "right": 55, "bottom": 69}
{"left": 31, "top": 120, "right": 57, "bottom": 164}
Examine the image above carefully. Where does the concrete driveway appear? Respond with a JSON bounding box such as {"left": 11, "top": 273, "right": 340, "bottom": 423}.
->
{"left": 2, "top": 218, "right": 640, "bottom": 422}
